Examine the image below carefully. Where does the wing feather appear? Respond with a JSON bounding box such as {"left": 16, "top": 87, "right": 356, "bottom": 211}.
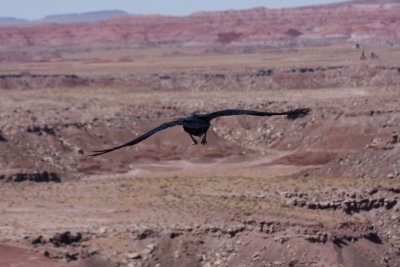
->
{"left": 89, "top": 120, "right": 182, "bottom": 156}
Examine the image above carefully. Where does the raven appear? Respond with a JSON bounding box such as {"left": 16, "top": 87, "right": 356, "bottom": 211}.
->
{"left": 89, "top": 108, "right": 310, "bottom": 156}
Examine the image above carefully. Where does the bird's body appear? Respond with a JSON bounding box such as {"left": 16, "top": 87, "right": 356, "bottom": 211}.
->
{"left": 182, "top": 115, "right": 210, "bottom": 136}
{"left": 183, "top": 124, "right": 208, "bottom": 137}
{"left": 89, "top": 108, "right": 310, "bottom": 156}
{"left": 182, "top": 114, "right": 210, "bottom": 145}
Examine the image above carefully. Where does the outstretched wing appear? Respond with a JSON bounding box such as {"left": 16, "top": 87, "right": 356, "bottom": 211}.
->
{"left": 203, "top": 108, "right": 311, "bottom": 121}
{"left": 89, "top": 120, "right": 182, "bottom": 157}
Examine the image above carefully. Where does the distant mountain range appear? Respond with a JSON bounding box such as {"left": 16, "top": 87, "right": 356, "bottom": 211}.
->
{"left": 0, "top": 10, "right": 129, "bottom": 25}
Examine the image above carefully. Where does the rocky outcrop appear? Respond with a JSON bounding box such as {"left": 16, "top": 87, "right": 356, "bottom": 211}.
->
{"left": 31, "top": 232, "right": 96, "bottom": 262}
{"left": 49, "top": 232, "right": 83, "bottom": 247}
{"left": 32, "top": 232, "right": 83, "bottom": 247}
{"left": 0, "top": 72, "right": 144, "bottom": 90}
{"left": 0, "top": 171, "right": 61, "bottom": 183}
{"left": 0, "top": 73, "right": 89, "bottom": 90}
{"left": 27, "top": 125, "right": 56, "bottom": 136}
{"left": 135, "top": 229, "right": 159, "bottom": 240}
{"left": 284, "top": 187, "right": 399, "bottom": 214}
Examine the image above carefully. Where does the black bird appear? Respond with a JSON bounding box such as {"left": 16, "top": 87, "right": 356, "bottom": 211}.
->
{"left": 89, "top": 108, "right": 310, "bottom": 156}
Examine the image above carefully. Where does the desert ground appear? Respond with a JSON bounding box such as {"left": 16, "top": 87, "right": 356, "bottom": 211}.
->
{"left": 1, "top": 2, "right": 400, "bottom": 267}
{"left": 1, "top": 44, "right": 400, "bottom": 267}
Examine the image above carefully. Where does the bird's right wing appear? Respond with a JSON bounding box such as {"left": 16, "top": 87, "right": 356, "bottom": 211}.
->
{"left": 89, "top": 120, "right": 182, "bottom": 157}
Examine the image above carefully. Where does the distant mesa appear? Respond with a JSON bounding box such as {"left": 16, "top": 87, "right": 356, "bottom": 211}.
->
{"left": 0, "top": 17, "right": 29, "bottom": 25}
{"left": 0, "top": 10, "right": 129, "bottom": 25}
{"left": 41, "top": 10, "right": 129, "bottom": 23}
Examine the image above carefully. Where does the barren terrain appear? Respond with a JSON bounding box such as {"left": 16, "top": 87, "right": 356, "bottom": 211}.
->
{"left": 1, "top": 1, "right": 400, "bottom": 267}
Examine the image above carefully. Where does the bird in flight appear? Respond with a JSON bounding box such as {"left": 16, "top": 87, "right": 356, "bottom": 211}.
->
{"left": 89, "top": 108, "right": 311, "bottom": 156}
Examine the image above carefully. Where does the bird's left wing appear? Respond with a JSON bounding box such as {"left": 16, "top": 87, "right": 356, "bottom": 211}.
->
{"left": 203, "top": 108, "right": 311, "bottom": 121}
{"left": 89, "top": 120, "right": 182, "bottom": 157}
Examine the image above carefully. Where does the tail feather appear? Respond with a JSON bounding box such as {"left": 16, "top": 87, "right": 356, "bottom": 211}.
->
{"left": 286, "top": 108, "right": 311, "bottom": 120}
